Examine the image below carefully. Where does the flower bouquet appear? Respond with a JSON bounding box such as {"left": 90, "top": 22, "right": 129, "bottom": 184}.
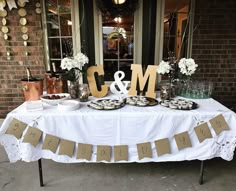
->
{"left": 157, "top": 55, "right": 198, "bottom": 99}
{"left": 61, "top": 52, "right": 89, "bottom": 98}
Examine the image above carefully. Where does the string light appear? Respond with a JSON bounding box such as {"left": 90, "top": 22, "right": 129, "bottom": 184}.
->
{"left": 113, "top": 0, "right": 126, "bottom": 5}
{"left": 114, "top": 17, "right": 122, "bottom": 23}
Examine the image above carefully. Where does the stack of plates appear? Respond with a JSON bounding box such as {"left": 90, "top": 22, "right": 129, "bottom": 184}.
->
{"left": 57, "top": 100, "right": 80, "bottom": 111}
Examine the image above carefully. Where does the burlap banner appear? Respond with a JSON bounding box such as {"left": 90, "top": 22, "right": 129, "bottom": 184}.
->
{"left": 5, "top": 114, "right": 230, "bottom": 161}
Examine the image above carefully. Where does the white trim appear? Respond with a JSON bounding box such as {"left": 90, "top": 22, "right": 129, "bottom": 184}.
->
{"left": 134, "top": 0, "right": 143, "bottom": 65}
{"left": 154, "top": 0, "right": 165, "bottom": 66}
{"left": 71, "top": 0, "right": 81, "bottom": 55}
{"left": 155, "top": 0, "right": 165, "bottom": 83}
{"left": 93, "top": 0, "right": 103, "bottom": 65}
{"left": 41, "top": 0, "right": 50, "bottom": 71}
{"left": 187, "top": 0, "right": 195, "bottom": 58}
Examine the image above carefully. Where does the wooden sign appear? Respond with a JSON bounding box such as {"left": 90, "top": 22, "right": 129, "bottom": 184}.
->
{"left": 96, "top": 145, "right": 111, "bottom": 162}
{"left": 42, "top": 134, "right": 60, "bottom": 153}
{"left": 194, "top": 123, "right": 212, "bottom": 143}
{"left": 22, "top": 126, "right": 42, "bottom": 147}
{"left": 114, "top": 145, "right": 128, "bottom": 161}
{"left": 209, "top": 114, "right": 230, "bottom": 135}
{"left": 174, "top": 131, "right": 192, "bottom": 150}
{"left": 155, "top": 138, "right": 171, "bottom": 156}
{"left": 58, "top": 139, "right": 75, "bottom": 157}
{"left": 87, "top": 65, "right": 108, "bottom": 98}
{"left": 77, "top": 143, "right": 93, "bottom": 160}
{"left": 137, "top": 142, "right": 152, "bottom": 160}
{"left": 6, "top": 118, "right": 27, "bottom": 139}
{"left": 128, "top": 64, "right": 158, "bottom": 99}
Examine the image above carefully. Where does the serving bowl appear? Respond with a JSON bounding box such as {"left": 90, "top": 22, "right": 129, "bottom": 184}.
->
{"left": 40, "top": 93, "right": 70, "bottom": 105}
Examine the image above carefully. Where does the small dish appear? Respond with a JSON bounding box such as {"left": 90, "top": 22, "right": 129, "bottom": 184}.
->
{"left": 125, "top": 96, "right": 158, "bottom": 107}
{"left": 58, "top": 100, "right": 80, "bottom": 111}
{"left": 40, "top": 93, "right": 70, "bottom": 105}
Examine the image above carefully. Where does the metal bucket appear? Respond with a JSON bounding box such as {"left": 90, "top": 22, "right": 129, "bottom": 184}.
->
{"left": 21, "top": 78, "right": 44, "bottom": 101}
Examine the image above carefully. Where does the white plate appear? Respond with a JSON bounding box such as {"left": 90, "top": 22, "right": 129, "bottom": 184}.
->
{"left": 40, "top": 93, "right": 70, "bottom": 105}
{"left": 58, "top": 100, "right": 80, "bottom": 111}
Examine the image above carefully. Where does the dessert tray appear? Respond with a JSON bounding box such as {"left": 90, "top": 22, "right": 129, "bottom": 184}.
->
{"left": 87, "top": 99, "right": 125, "bottom": 110}
{"left": 160, "top": 98, "right": 198, "bottom": 110}
{"left": 125, "top": 96, "right": 158, "bottom": 107}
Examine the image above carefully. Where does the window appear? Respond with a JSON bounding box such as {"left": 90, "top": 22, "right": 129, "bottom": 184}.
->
{"left": 43, "top": 0, "right": 194, "bottom": 80}
{"left": 162, "top": 0, "right": 191, "bottom": 60}
{"left": 43, "top": 0, "right": 73, "bottom": 71}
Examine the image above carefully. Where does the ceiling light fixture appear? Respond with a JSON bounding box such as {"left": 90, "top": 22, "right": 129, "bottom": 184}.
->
{"left": 113, "top": 0, "right": 126, "bottom": 5}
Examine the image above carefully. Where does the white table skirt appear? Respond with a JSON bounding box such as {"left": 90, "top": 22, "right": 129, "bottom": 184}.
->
{"left": 1, "top": 95, "right": 236, "bottom": 163}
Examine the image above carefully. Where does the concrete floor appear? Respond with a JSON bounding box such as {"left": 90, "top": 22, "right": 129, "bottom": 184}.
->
{"left": 1, "top": 118, "right": 236, "bottom": 191}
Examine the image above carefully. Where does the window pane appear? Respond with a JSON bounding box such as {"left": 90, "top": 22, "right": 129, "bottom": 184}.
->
{"left": 103, "top": 16, "right": 134, "bottom": 81}
{"left": 48, "top": 38, "right": 61, "bottom": 58}
{"left": 60, "top": 14, "right": 72, "bottom": 36}
{"left": 47, "top": 0, "right": 58, "bottom": 14}
{"left": 47, "top": 14, "right": 59, "bottom": 36}
{"left": 58, "top": 0, "right": 71, "bottom": 14}
{"left": 62, "top": 38, "right": 73, "bottom": 57}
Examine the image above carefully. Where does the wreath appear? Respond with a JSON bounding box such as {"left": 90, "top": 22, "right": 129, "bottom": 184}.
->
{"left": 96, "top": 0, "right": 139, "bottom": 18}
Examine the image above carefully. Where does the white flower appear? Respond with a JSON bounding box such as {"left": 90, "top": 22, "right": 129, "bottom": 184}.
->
{"left": 60, "top": 52, "right": 89, "bottom": 71}
{"left": 178, "top": 58, "right": 198, "bottom": 76}
{"left": 74, "top": 52, "right": 89, "bottom": 70}
{"left": 157, "top": 60, "right": 171, "bottom": 75}
{"left": 61, "top": 57, "right": 74, "bottom": 71}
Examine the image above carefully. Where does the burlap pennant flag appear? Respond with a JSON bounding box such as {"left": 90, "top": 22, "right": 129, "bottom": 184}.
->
{"left": 174, "top": 131, "right": 192, "bottom": 150}
{"left": 23, "top": 126, "right": 42, "bottom": 147}
{"left": 155, "top": 138, "right": 171, "bottom": 156}
{"left": 194, "top": 123, "right": 212, "bottom": 143}
{"left": 137, "top": 142, "right": 152, "bottom": 160}
{"left": 77, "top": 143, "right": 93, "bottom": 160}
{"left": 6, "top": 118, "right": 27, "bottom": 139}
{"left": 42, "top": 134, "right": 60, "bottom": 153}
{"left": 209, "top": 114, "right": 230, "bottom": 135}
{"left": 114, "top": 145, "right": 128, "bottom": 161}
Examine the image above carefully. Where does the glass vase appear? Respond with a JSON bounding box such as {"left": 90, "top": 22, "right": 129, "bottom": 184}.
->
{"left": 67, "top": 80, "right": 79, "bottom": 99}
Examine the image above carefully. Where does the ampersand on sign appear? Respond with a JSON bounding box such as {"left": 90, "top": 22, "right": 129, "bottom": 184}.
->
{"left": 110, "top": 71, "right": 129, "bottom": 95}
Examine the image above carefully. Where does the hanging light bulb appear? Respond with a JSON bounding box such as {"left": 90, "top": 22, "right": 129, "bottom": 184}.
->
{"left": 114, "top": 17, "right": 122, "bottom": 23}
{"left": 113, "top": 0, "right": 126, "bottom": 5}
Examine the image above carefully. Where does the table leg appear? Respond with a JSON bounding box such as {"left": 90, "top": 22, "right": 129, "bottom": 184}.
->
{"left": 38, "top": 159, "right": 44, "bottom": 187}
{"left": 199, "top": 160, "right": 204, "bottom": 185}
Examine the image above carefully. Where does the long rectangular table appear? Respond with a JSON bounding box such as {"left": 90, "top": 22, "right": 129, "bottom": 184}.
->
{"left": 1, "top": 95, "right": 236, "bottom": 186}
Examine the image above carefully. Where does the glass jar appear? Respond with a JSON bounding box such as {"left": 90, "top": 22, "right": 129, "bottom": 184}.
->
{"left": 160, "top": 83, "right": 172, "bottom": 101}
{"left": 78, "top": 84, "right": 90, "bottom": 102}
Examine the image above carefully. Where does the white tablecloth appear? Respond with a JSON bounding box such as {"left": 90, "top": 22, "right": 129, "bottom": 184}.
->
{"left": 1, "top": 95, "right": 236, "bottom": 163}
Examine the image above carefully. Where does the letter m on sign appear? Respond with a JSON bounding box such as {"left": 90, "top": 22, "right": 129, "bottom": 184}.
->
{"left": 128, "top": 64, "right": 157, "bottom": 98}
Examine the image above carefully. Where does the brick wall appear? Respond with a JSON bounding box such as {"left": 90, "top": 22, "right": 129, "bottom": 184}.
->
{"left": 0, "top": 0, "right": 45, "bottom": 118}
{"left": 192, "top": 0, "right": 236, "bottom": 110}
